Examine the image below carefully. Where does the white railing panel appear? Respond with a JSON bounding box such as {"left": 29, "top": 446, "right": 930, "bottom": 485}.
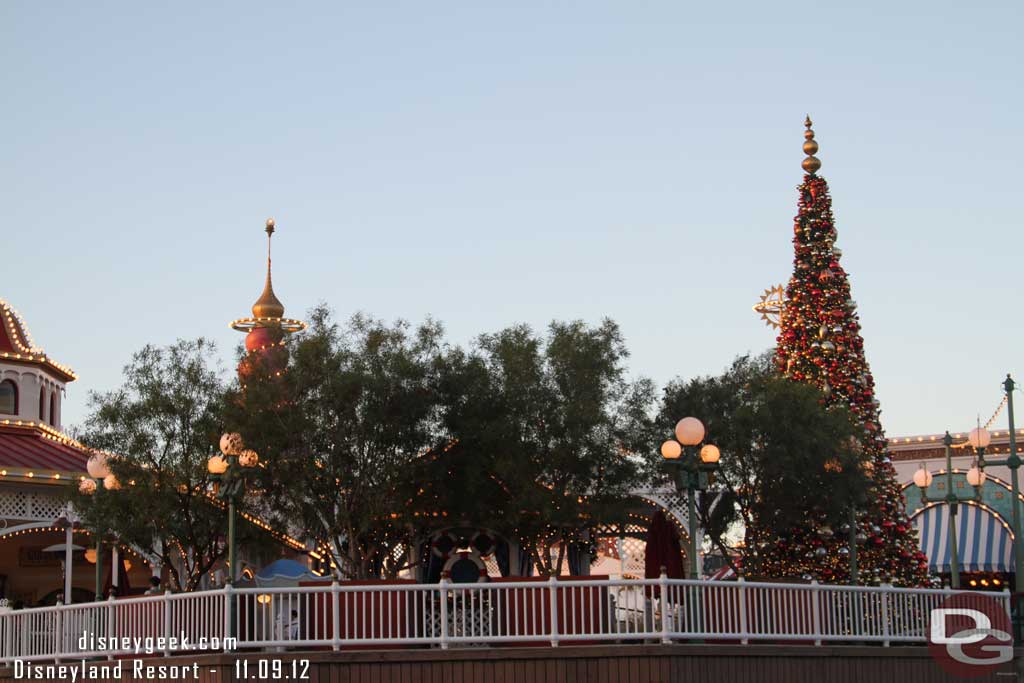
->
{"left": 0, "top": 578, "right": 1011, "bottom": 662}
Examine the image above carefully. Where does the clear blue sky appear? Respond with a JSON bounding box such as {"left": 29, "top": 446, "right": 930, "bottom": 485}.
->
{"left": 3, "top": 1, "right": 1021, "bottom": 436}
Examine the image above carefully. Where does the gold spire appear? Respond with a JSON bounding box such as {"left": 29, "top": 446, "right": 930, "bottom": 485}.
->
{"left": 251, "top": 218, "right": 286, "bottom": 319}
{"left": 802, "top": 116, "right": 821, "bottom": 174}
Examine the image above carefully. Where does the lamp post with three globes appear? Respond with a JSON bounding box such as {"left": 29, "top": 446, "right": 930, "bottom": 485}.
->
{"left": 912, "top": 431, "right": 986, "bottom": 590}
{"left": 969, "top": 375, "right": 1023, "bottom": 639}
{"left": 80, "top": 451, "right": 121, "bottom": 599}
{"left": 912, "top": 375, "right": 1022, "bottom": 616}
{"left": 208, "top": 433, "right": 260, "bottom": 639}
{"left": 660, "top": 417, "right": 721, "bottom": 579}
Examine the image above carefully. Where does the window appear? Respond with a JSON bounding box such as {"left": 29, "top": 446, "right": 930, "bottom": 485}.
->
{"left": 39, "top": 387, "right": 46, "bottom": 422}
{"left": 49, "top": 391, "right": 57, "bottom": 427}
{"left": 0, "top": 380, "right": 18, "bottom": 415}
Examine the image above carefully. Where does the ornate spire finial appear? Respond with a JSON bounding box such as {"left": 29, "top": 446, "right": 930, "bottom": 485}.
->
{"left": 802, "top": 116, "right": 821, "bottom": 174}
{"left": 252, "top": 218, "right": 285, "bottom": 319}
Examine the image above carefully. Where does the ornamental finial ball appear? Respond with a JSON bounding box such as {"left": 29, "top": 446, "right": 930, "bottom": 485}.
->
{"left": 802, "top": 116, "right": 821, "bottom": 174}
{"left": 265, "top": 218, "right": 275, "bottom": 235}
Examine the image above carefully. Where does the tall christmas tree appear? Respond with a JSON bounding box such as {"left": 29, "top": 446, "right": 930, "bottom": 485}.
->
{"left": 769, "top": 118, "right": 929, "bottom": 586}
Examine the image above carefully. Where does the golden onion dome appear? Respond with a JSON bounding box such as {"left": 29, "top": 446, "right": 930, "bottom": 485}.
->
{"left": 251, "top": 218, "right": 286, "bottom": 319}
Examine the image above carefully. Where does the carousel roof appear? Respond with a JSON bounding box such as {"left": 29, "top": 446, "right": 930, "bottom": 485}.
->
{"left": 0, "top": 421, "right": 90, "bottom": 476}
{"left": 0, "top": 298, "right": 77, "bottom": 381}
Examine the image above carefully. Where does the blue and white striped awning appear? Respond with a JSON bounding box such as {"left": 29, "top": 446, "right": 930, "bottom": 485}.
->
{"left": 914, "top": 503, "right": 1013, "bottom": 573}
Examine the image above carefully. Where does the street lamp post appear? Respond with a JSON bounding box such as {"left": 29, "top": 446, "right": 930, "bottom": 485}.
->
{"left": 660, "top": 417, "right": 721, "bottom": 579}
{"left": 971, "top": 375, "right": 1023, "bottom": 639}
{"left": 208, "top": 433, "right": 260, "bottom": 638}
{"left": 81, "top": 452, "right": 121, "bottom": 600}
{"left": 913, "top": 432, "right": 983, "bottom": 589}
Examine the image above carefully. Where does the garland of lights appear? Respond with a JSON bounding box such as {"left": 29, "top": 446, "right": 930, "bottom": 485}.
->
{"left": 0, "top": 299, "right": 77, "bottom": 379}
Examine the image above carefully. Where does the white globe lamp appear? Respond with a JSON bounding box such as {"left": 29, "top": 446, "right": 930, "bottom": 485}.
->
{"left": 968, "top": 427, "right": 992, "bottom": 450}
{"left": 87, "top": 453, "right": 111, "bottom": 480}
{"left": 700, "top": 444, "right": 721, "bottom": 464}
{"left": 674, "top": 417, "right": 705, "bottom": 446}
{"left": 660, "top": 440, "right": 682, "bottom": 460}
{"left": 912, "top": 465, "right": 933, "bottom": 489}
{"left": 207, "top": 454, "right": 229, "bottom": 475}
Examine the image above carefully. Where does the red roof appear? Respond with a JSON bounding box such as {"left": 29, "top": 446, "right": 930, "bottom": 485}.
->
{"left": 0, "top": 425, "right": 90, "bottom": 473}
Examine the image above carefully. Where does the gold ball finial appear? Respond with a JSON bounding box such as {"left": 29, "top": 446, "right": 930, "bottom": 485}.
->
{"left": 265, "top": 217, "right": 275, "bottom": 235}
{"left": 802, "top": 115, "right": 821, "bottom": 174}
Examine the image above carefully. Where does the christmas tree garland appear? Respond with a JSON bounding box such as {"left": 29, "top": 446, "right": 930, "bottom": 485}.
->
{"left": 767, "top": 119, "right": 929, "bottom": 586}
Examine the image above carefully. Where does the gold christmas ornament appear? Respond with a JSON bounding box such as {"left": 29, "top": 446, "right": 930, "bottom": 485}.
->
{"left": 802, "top": 116, "right": 821, "bottom": 174}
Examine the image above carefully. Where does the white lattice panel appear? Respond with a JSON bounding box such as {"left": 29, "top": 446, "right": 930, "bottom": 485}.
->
{"left": 427, "top": 600, "right": 492, "bottom": 645}
{"left": 632, "top": 487, "right": 690, "bottom": 530}
{"left": 618, "top": 536, "right": 647, "bottom": 578}
{"left": 0, "top": 488, "right": 64, "bottom": 522}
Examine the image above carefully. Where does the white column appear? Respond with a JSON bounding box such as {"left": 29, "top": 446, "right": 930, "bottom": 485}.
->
{"left": 63, "top": 525, "right": 73, "bottom": 604}
{"left": 617, "top": 538, "right": 626, "bottom": 579}
{"left": 111, "top": 546, "right": 120, "bottom": 589}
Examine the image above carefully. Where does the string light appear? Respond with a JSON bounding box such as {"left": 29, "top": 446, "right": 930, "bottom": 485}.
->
{"left": 0, "top": 299, "right": 77, "bottom": 379}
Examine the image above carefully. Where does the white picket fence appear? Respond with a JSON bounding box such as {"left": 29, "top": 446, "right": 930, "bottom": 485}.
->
{"left": 0, "top": 576, "right": 1010, "bottom": 663}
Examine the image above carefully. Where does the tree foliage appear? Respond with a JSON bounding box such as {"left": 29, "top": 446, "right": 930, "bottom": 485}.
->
{"left": 658, "top": 352, "right": 869, "bottom": 578}
{"left": 234, "top": 311, "right": 656, "bottom": 578}
{"left": 229, "top": 307, "right": 447, "bottom": 580}
{"left": 71, "top": 339, "right": 264, "bottom": 591}
{"left": 440, "top": 320, "right": 655, "bottom": 575}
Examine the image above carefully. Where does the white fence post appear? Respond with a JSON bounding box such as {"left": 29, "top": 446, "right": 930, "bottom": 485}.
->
{"left": 106, "top": 595, "right": 115, "bottom": 661}
{"left": 549, "top": 575, "right": 559, "bottom": 647}
{"left": 163, "top": 590, "right": 172, "bottom": 656}
{"left": 737, "top": 578, "right": 748, "bottom": 645}
{"left": 881, "top": 583, "right": 891, "bottom": 647}
{"left": 331, "top": 581, "right": 341, "bottom": 651}
{"left": 222, "top": 584, "right": 233, "bottom": 651}
{"left": 439, "top": 576, "right": 449, "bottom": 650}
{"left": 810, "top": 581, "right": 821, "bottom": 646}
{"left": 3, "top": 610, "right": 12, "bottom": 660}
{"left": 659, "top": 570, "right": 671, "bottom": 643}
{"left": 54, "top": 601, "right": 63, "bottom": 663}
